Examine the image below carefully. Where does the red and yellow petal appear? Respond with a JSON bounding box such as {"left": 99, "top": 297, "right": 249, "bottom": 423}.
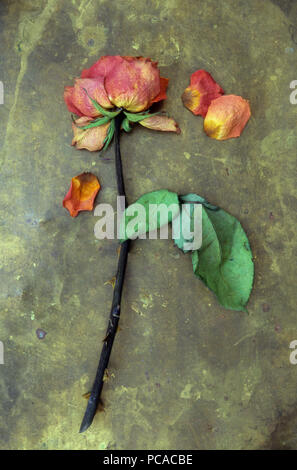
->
{"left": 139, "top": 115, "right": 180, "bottom": 133}
{"left": 204, "top": 94, "right": 251, "bottom": 140}
{"left": 72, "top": 116, "right": 110, "bottom": 151}
{"left": 63, "top": 172, "right": 100, "bottom": 217}
{"left": 105, "top": 56, "right": 160, "bottom": 112}
{"left": 64, "top": 86, "right": 84, "bottom": 117}
{"left": 151, "top": 77, "right": 169, "bottom": 104}
{"left": 182, "top": 70, "right": 224, "bottom": 117}
{"left": 72, "top": 78, "right": 113, "bottom": 117}
{"left": 81, "top": 55, "right": 124, "bottom": 79}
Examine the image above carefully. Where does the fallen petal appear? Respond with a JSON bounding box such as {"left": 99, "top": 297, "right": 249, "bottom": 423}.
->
{"left": 182, "top": 70, "right": 224, "bottom": 117}
{"left": 72, "top": 116, "right": 110, "bottom": 151}
{"left": 204, "top": 94, "right": 251, "bottom": 140}
{"left": 63, "top": 173, "right": 100, "bottom": 217}
{"left": 139, "top": 115, "right": 180, "bottom": 133}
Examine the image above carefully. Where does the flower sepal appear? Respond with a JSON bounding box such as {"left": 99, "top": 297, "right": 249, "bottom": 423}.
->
{"left": 71, "top": 114, "right": 111, "bottom": 130}
{"left": 82, "top": 88, "right": 121, "bottom": 118}
{"left": 123, "top": 110, "right": 158, "bottom": 123}
{"left": 102, "top": 118, "right": 116, "bottom": 150}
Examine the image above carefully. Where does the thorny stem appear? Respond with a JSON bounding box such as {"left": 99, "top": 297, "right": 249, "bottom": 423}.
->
{"left": 79, "top": 114, "right": 130, "bottom": 433}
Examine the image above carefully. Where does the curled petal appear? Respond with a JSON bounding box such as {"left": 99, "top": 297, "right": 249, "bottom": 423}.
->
{"left": 105, "top": 56, "right": 160, "bottom": 112}
{"left": 64, "top": 86, "right": 84, "bottom": 117}
{"left": 182, "top": 70, "right": 224, "bottom": 117}
{"left": 72, "top": 116, "right": 110, "bottom": 151}
{"left": 81, "top": 55, "right": 124, "bottom": 79}
{"left": 151, "top": 77, "right": 169, "bottom": 104}
{"left": 71, "top": 78, "right": 113, "bottom": 117}
{"left": 139, "top": 115, "right": 180, "bottom": 133}
{"left": 63, "top": 172, "right": 100, "bottom": 217}
{"left": 204, "top": 95, "right": 251, "bottom": 140}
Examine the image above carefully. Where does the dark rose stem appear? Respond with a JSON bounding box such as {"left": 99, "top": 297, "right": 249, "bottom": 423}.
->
{"left": 79, "top": 114, "right": 130, "bottom": 433}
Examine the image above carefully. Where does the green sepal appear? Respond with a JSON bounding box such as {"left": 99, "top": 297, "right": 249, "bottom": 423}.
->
{"left": 102, "top": 118, "right": 115, "bottom": 151}
{"left": 122, "top": 117, "right": 132, "bottom": 133}
{"left": 82, "top": 88, "right": 121, "bottom": 118}
{"left": 123, "top": 110, "right": 160, "bottom": 123}
{"left": 72, "top": 115, "right": 111, "bottom": 130}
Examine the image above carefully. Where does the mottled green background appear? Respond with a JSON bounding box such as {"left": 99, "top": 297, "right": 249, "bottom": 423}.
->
{"left": 0, "top": 0, "right": 297, "bottom": 450}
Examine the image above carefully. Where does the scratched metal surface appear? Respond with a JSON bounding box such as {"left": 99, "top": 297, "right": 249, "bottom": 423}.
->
{"left": 0, "top": 0, "right": 297, "bottom": 450}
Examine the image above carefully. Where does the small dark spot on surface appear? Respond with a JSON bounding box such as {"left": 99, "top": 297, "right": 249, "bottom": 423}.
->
{"left": 225, "top": 168, "right": 230, "bottom": 176}
{"left": 262, "top": 303, "right": 270, "bottom": 312}
{"left": 155, "top": 382, "right": 161, "bottom": 388}
{"left": 244, "top": 208, "right": 249, "bottom": 214}
{"left": 88, "top": 39, "right": 94, "bottom": 46}
{"left": 275, "top": 324, "right": 281, "bottom": 332}
{"left": 36, "top": 328, "right": 47, "bottom": 340}
{"left": 224, "top": 396, "right": 229, "bottom": 401}
{"left": 269, "top": 212, "right": 274, "bottom": 220}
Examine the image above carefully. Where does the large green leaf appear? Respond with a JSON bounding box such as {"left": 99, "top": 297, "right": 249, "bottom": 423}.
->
{"left": 120, "top": 190, "right": 179, "bottom": 242}
{"left": 189, "top": 195, "right": 254, "bottom": 312}
{"left": 172, "top": 193, "right": 218, "bottom": 252}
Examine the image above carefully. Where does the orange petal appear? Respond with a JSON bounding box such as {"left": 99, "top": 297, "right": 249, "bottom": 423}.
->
{"left": 139, "top": 115, "right": 180, "bottom": 133}
{"left": 182, "top": 70, "right": 224, "bottom": 117}
{"left": 63, "top": 173, "right": 100, "bottom": 217}
{"left": 204, "top": 95, "right": 251, "bottom": 140}
{"left": 72, "top": 116, "right": 110, "bottom": 151}
{"left": 105, "top": 56, "right": 160, "bottom": 112}
{"left": 151, "top": 77, "right": 169, "bottom": 104}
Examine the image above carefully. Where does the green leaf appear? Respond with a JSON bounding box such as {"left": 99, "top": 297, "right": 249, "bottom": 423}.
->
{"left": 120, "top": 190, "right": 180, "bottom": 242}
{"left": 190, "top": 198, "right": 254, "bottom": 312}
{"left": 172, "top": 194, "right": 217, "bottom": 252}
{"left": 180, "top": 193, "right": 219, "bottom": 211}
{"left": 123, "top": 110, "right": 160, "bottom": 123}
{"left": 172, "top": 202, "right": 195, "bottom": 252}
{"left": 82, "top": 88, "right": 121, "bottom": 118}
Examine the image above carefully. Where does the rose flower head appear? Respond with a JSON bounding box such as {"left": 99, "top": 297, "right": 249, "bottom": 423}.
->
{"left": 64, "top": 56, "right": 180, "bottom": 151}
